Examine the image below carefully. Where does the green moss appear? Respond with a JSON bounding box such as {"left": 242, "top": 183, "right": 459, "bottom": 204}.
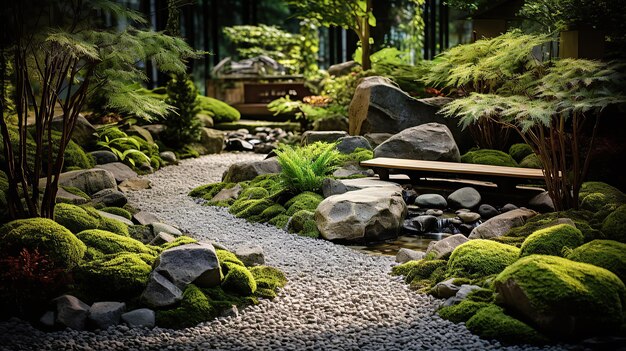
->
{"left": 508, "top": 143, "right": 534, "bottom": 163}
{"left": 188, "top": 182, "right": 234, "bottom": 200}
{"left": 337, "top": 147, "right": 374, "bottom": 165}
{"left": 248, "top": 174, "right": 285, "bottom": 197}
{"left": 75, "top": 252, "right": 152, "bottom": 300}
{"left": 62, "top": 138, "right": 95, "bottom": 171}
{"left": 288, "top": 210, "right": 320, "bottom": 238}
{"left": 579, "top": 181, "right": 626, "bottom": 212}
{"left": 221, "top": 262, "right": 257, "bottom": 296}
{"left": 489, "top": 236, "right": 526, "bottom": 248}
{"left": 0, "top": 218, "right": 86, "bottom": 269}
{"left": 466, "top": 288, "right": 496, "bottom": 303}
{"left": 461, "top": 149, "right": 518, "bottom": 167}
{"left": 98, "top": 126, "right": 127, "bottom": 140}
{"left": 156, "top": 284, "right": 215, "bottom": 329}
{"left": 250, "top": 265, "right": 287, "bottom": 298}
{"left": 216, "top": 249, "right": 245, "bottom": 271}
{"left": 61, "top": 186, "right": 91, "bottom": 200}
{"left": 400, "top": 259, "right": 447, "bottom": 284}
{"left": 100, "top": 207, "right": 132, "bottom": 220}
{"left": 519, "top": 154, "right": 542, "bottom": 169}
{"left": 252, "top": 204, "right": 286, "bottom": 223}
{"left": 229, "top": 198, "right": 274, "bottom": 219}
{"left": 238, "top": 186, "right": 269, "bottom": 200}
{"left": 284, "top": 192, "right": 324, "bottom": 216}
{"left": 391, "top": 260, "right": 422, "bottom": 277}
{"left": 196, "top": 95, "right": 240, "bottom": 123}
{"left": 601, "top": 204, "right": 626, "bottom": 243}
{"left": 520, "top": 224, "right": 584, "bottom": 257}
{"left": 567, "top": 240, "right": 626, "bottom": 283}
{"left": 466, "top": 305, "right": 547, "bottom": 345}
{"left": 447, "top": 240, "right": 520, "bottom": 278}
{"left": 505, "top": 210, "right": 600, "bottom": 242}
{"left": 76, "top": 229, "right": 158, "bottom": 257}
{"left": 54, "top": 203, "right": 129, "bottom": 237}
{"left": 438, "top": 300, "right": 491, "bottom": 323}
{"left": 201, "top": 285, "right": 258, "bottom": 313}
{"left": 161, "top": 235, "right": 198, "bottom": 250}
{"left": 268, "top": 214, "right": 290, "bottom": 229}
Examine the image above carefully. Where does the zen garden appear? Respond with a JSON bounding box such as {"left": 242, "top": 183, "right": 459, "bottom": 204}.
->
{"left": 1, "top": 0, "right": 626, "bottom": 350}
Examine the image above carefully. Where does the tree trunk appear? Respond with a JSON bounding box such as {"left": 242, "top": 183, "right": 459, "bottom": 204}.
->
{"left": 360, "top": 0, "right": 373, "bottom": 70}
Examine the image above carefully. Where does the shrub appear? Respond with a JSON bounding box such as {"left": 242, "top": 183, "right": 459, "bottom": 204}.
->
{"left": 221, "top": 262, "right": 257, "bottom": 296}
{"left": 520, "top": 224, "right": 584, "bottom": 257}
{"left": 508, "top": 143, "right": 533, "bottom": 163}
{"left": 274, "top": 142, "right": 340, "bottom": 193}
{"left": 601, "top": 204, "right": 626, "bottom": 243}
{"left": 156, "top": 284, "right": 214, "bottom": 328}
{"left": 438, "top": 300, "right": 491, "bottom": 323}
{"left": 466, "top": 305, "right": 547, "bottom": 345}
{"left": 447, "top": 240, "right": 520, "bottom": 278}
{"left": 162, "top": 76, "right": 202, "bottom": 148}
{"left": 461, "top": 149, "right": 518, "bottom": 167}
{"left": 100, "top": 207, "right": 132, "bottom": 220}
{"left": 249, "top": 265, "right": 287, "bottom": 298}
{"left": 196, "top": 95, "right": 240, "bottom": 123}
{"left": 0, "top": 218, "right": 85, "bottom": 269}
{"left": 567, "top": 240, "right": 626, "bottom": 283}
{"left": 76, "top": 229, "right": 158, "bottom": 256}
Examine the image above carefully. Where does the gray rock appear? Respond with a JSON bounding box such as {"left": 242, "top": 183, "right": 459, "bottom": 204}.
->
{"left": 332, "top": 165, "right": 375, "bottom": 178}
{"left": 118, "top": 178, "right": 152, "bottom": 192}
{"left": 458, "top": 212, "right": 481, "bottom": 223}
{"left": 53, "top": 295, "right": 90, "bottom": 330}
{"left": 364, "top": 133, "right": 392, "bottom": 148}
{"left": 478, "top": 204, "right": 499, "bottom": 220}
{"left": 469, "top": 208, "right": 537, "bottom": 239}
{"left": 328, "top": 60, "right": 359, "bottom": 76}
{"left": 126, "top": 125, "right": 154, "bottom": 144}
{"left": 53, "top": 168, "right": 117, "bottom": 196}
{"left": 39, "top": 311, "right": 55, "bottom": 328}
{"left": 315, "top": 187, "right": 407, "bottom": 242}
{"left": 88, "top": 302, "right": 125, "bottom": 330}
{"left": 348, "top": 76, "right": 471, "bottom": 150}
{"left": 55, "top": 187, "right": 89, "bottom": 205}
{"left": 133, "top": 211, "right": 160, "bottom": 226}
{"left": 431, "top": 279, "right": 461, "bottom": 299}
{"left": 322, "top": 178, "right": 402, "bottom": 198}
{"left": 528, "top": 191, "right": 555, "bottom": 212}
{"left": 222, "top": 158, "right": 281, "bottom": 183}
{"left": 188, "top": 128, "right": 224, "bottom": 155}
{"left": 425, "top": 209, "right": 443, "bottom": 216}
{"left": 154, "top": 243, "right": 222, "bottom": 289}
{"left": 141, "top": 124, "right": 165, "bottom": 138}
{"left": 151, "top": 222, "right": 182, "bottom": 236}
{"left": 425, "top": 234, "right": 469, "bottom": 259}
{"left": 447, "top": 187, "right": 481, "bottom": 209}
{"left": 141, "top": 271, "right": 183, "bottom": 308}
{"left": 456, "top": 284, "right": 482, "bottom": 300}
{"left": 94, "top": 162, "right": 138, "bottom": 184}
{"left": 91, "top": 188, "right": 127, "bottom": 207}
{"left": 97, "top": 210, "right": 133, "bottom": 225}
{"left": 52, "top": 114, "right": 96, "bottom": 149}
{"left": 374, "top": 123, "right": 461, "bottom": 162}
{"left": 149, "top": 232, "right": 177, "bottom": 246}
{"left": 415, "top": 194, "right": 447, "bottom": 209}
{"left": 220, "top": 305, "right": 239, "bottom": 318}
{"left": 159, "top": 151, "right": 177, "bottom": 164}
{"left": 211, "top": 184, "right": 243, "bottom": 203}
{"left": 412, "top": 215, "right": 438, "bottom": 232}
{"left": 395, "top": 248, "right": 425, "bottom": 264}
{"left": 90, "top": 150, "right": 117, "bottom": 165}
{"left": 312, "top": 115, "right": 349, "bottom": 132}
{"left": 121, "top": 308, "right": 155, "bottom": 329}
{"left": 336, "top": 136, "right": 372, "bottom": 154}
{"left": 233, "top": 245, "right": 265, "bottom": 266}
{"left": 500, "top": 203, "right": 519, "bottom": 213}
{"left": 301, "top": 131, "right": 348, "bottom": 145}
{"left": 196, "top": 113, "right": 214, "bottom": 128}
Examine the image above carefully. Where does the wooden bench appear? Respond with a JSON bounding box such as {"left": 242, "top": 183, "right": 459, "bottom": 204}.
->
{"left": 360, "top": 157, "right": 546, "bottom": 191}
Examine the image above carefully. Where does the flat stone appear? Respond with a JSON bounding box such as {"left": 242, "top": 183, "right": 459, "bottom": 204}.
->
{"left": 55, "top": 187, "right": 89, "bottom": 205}
{"left": 133, "top": 211, "right": 160, "bottom": 226}
{"left": 151, "top": 222, "right": 182, "bottom": 236}
{"left": 118, "top": 178, "right": 152, "bottom": 192}
{"left": 94, "top": 162, "right": 138, "bottom": 184}
{"left": 149, "top": 232, "right": 177, "bottom": 246}
{"left": 88, "top": 302, "right": 125, "bottom": 330}
{"left": 322, "top": 178, "right": 401, "bottom": 197}
{"left": 53, "top": 168, "right": 117, "bottom": 196}
{"left": 469, "top": 208, "right": 537, "bottom": 239}
{"left": 425, "top": 234, "right": 469, "bottom": 260}
{"left": 97, "top": 210, "right": 133, "bottom": 225}
{"left": 91, "top": 188, "right": 127, "bottom": 207}
{"left": 332, "top": 165, "right": 375, "bottom": 178}
{"left": 222, "top": 158, "right": 281, "bottom": 183}
{"left": 121, "top": 308, "right": 155, "bottom": 329}
{"left": 458, "top": 212, "right": 481, "bottom": 223}
{"left": 211, "top": 184, "right": 243, "bottom": 203}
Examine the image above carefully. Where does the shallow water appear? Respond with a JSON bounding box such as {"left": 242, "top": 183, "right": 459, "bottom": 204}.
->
{"left": 349, "top": 233, "right": 452, "bottom": 256}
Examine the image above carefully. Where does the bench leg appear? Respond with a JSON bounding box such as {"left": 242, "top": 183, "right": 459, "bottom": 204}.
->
{"left": 374, "top": 167, "right": 390, "bottom": 181}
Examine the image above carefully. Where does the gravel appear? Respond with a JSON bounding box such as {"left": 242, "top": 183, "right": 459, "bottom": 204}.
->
{"left": 0, "top": 153, "right": 574, "bottom": 351}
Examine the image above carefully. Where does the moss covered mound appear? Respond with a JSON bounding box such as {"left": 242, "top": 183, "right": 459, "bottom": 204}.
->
{"left": 76, "top": 229, "right": 159, "bottom": 257}
{"left": 229, "top": 198, "right": 274, "bottom": 220}
{"left": 285, "top": 192, "right": 324, "bottom": 216}
{"left": 520, "top": 224, "right": 584, "bottom": 258}
{"left": 337, "top": 147, "right": 374, "bottom": 165}
{"left": 156, "top": 284, "right": 215, "bottom": 329}
{"left": 519, "top": 154, "right": 542, "bottom": 169}
{"left": 188, "top": 182, "right": 235, "bottom": 200}
{"left": 0, "top": 218, "right": 86, "bottom": 269}
{"left": 504, "top": 210, "right": 600, "bottom": 242}
{"left": 75, "top": 252, "right": 153, "bottom": 300}
{"left": 54, "top": 203, "right": 129, "bottom": 237}
{"left": 249, "top": 265, "right": 288, "bottom": 298}
{"left": 216, "top": 249, "right": 245, "bottom": 270}
{"left": 248, "top": 174, "right": 285, "bottom": 197}
{"left": 447, "top": 240, "right": 520, "bottom": 278}
{"left": 508, "top": 143, "right": 534, "bottom": 163}
{"left": 466, "top": 305, "right": 547, "bottom": 345}
{"left": 196, "top": 95, "right": 240, "bottom": 123}
{"left": 288, "top": 210, "right": 320, "bottom": 238}
{"left": 222, "top": 262, "right": 257, "bottom": 296}
{"left": 494, "top": 254, "right": 626, "bottom": 338}
{"left": 461, "top": 149, "right": 518, "bottom": 167}
{"left": 601, "top": 204, "right": 626, "bottom": 243}
{"left": 566, "top": 240, "right": 626, "bottom": 283}
{"left": 579, "top": 181, "right": 626, "bottom": 212}
{"left": 438, "top": 300, "right": 491, "bottom": 324}
{"left": 391, "top": 259, "right": 447, "bottom": 292}
{"left": 100, "top": 207, "right": 132, "bottom": 220}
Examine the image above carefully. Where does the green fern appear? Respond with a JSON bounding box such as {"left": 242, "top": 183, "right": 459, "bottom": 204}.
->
{"left": 274, "top": 142, "right": 340, "bottom": 193}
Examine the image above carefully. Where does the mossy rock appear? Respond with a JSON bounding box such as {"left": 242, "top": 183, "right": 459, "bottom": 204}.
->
{"left": 438, "top": 300, "right": 491, "bottom": 323}
{"left": 0, "top": 218, "right": 86, "bottom": 269}
{"left": 288, "top": 210, "right": 320, "bottom": 238}
{"left": 392, "top": 259, "right": 447, "bottom": 287}
{"left": 248, "top": 174, "right": 285, "bottom": 198}
{"left": 98, "top": 126, "right": 127, "bottom": 140}
{"left": 268, "top": 214, "right": 290, "bottom": 229}
{"left": 447, "top": 240, "right": 520, "bottom": 279}
{"left": 337, "top": 147, "right": 374, "bottom": 165}
{"left": 579, "top": 182, "right": 626, "bottom": 212}
{"left": 519, "top": 154, "right": 542, "bottom": 169}
{"left": 156, "top": 284, "right": 215, "bottom": 329}
{"left": 494, "top": 254, "right": 626, "bottom": 338}
{"left": 504, "top": 210, "right": 600, "bottom": 242}
{"left": 252, "top": 204, "right": 286, "bottom": 223}
{"left": 161, "top": 236, "right": 198, "bottom": 250}
{"left": 567, "top": 240, "right": 626, "bottom": 283}
{"left": 238, "top": 186, "right": 269, "bottom": 201}
{"left": 201, "top": 285, "right": 258, "bottom": 313}
{"left": 508, "top": 143, "right": 534, "bottom": 163}
{"left": 488, "top": 236, "right": 526, "bottom": 248}
{"left": 100, "top": 207, "right": 132, "bottom": 220}
{"left": 216, "top": 249, "right": 245, "bottom": 271}
{"left": 188, "top": 182, "right": 234, "bottom": 200}
{"left": 520, "top": 224, "right": 584, "bottom": 258}
{"left": 229, "top": 198, "right": 274, "bottom": 219}
{"left": 221, "top": 262, "right": 257, "bottom": 296}
{"left": 54, "top": 203, "right": 129, "bottom": 237}
{"left": 61, "top": 186, "right": 91, "bottom": 200}
{"left": 461, "top": 149, "right": 518, "bottom": 167}
{"left": 75, "top": 252, "right": 153, "bottom": 301}
{"left": 466, "top": 305, "right": 547, "bottom": 345}
{"left": 76, "top": 229, "right": 159, "bottom": 257}
{"left": 284, "top": 192, "right": 324, "bottom": 216}
{"left": 601, "top": 204, "right": 626, "bottom": 243}
{"left": 61, "top": 138, "right": 95, "bottom": 171}
{"left": 196, "top": 95, "right": 240, "bottom": 123}
{"left": 391, "top": 260, "right": 422, "bottom": 277}
{"left": 250, "top": 265, "right": 287, "bottom": 299}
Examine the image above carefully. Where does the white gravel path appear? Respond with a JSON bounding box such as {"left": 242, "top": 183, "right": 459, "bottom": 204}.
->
{"left": 0, "top": 153, "right": 575, "bottom": 351}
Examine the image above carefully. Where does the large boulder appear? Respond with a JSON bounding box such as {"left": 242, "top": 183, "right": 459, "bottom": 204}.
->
{"left": 469, "top": 208, "right": 537, "bottom": 239}
{"left": 222, "top": 158, "right": 281, "bottom": 183}
{"left": 153, "top": 243, "right": 222, "bottom": 289}
{"left": 315, "top": 187, "right": 407, "bottom": 242}
{"left": 494, "top": 255, "right": 626, "bottom": 338}
{"left": 321, "top": 178, "right": 401, "bottom": 197}
{"left": 94, "top": 162, "right": 138, "bottom": 184}
{"left": 349, "top": 76, "right": 470, "bottom": 150}
{"left": 373, "top": 123, "right": 461, "bottom": 162}
{"left": 425, "top": 234, "right": 469, "bottom": 260}
{"left": 51, "top": 114, "right": 97, "bottom": 150}
{"left": 53, "top": 168, "right": 117, "bottom": 196}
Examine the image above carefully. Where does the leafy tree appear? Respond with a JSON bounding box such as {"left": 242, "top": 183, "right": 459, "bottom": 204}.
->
{"left": 163, "top": 77, "right": 202, "bottom": 148}
{"left": 288, "top": 0, "right": 376, "bottom": 70}
{"left": 0, "top": 0, "right": 197, "bottom": 219}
